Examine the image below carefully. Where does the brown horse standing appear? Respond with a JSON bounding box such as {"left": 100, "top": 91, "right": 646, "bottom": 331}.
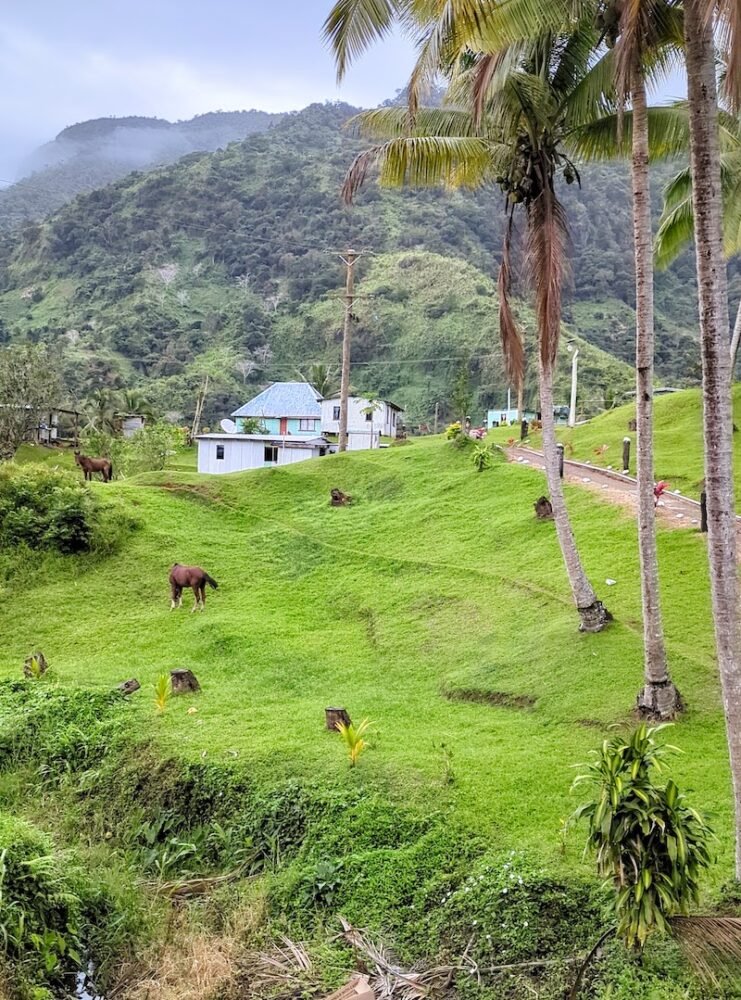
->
{"left": 169, "top": 564, "right": 218, "bottom": 612}
{"left": 74, "top": 451, "right": 113, "bottom": 482}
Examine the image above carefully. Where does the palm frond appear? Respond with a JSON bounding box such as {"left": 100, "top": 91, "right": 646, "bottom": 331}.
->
{"left": 498, "top": 217, "right": 525, "bottom": 392}
{"left": 562, "top": 48, "right": 617, "bottom": 129}
{"left": 473, "top": 0, "right": 585, "bottom": 52}
{"left": 341, "top": 135, "right": 499, "bottom": 202}
{"left": 654, "top": 196, "right": 695, "bottom": 269}
{"left": 347, "top": 105, "right": 484, "bottom": 139}
{"left": 526, "top": 181, "right": 568, "bottom": 367}
{"left": 568, "top": 105, "right": 690, "bottom": 161}
{"left": 670, "top": 916, "right": 741, "bottom": 986}
{"left": 716, "top": 0, "right": 741, "bottom": 112}
{"left": 323, "top": 0, "right": 409, "bottom": 80}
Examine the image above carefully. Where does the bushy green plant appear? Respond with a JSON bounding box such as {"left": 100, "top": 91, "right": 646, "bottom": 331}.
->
{"left": 0, "top": 465, "right": 96, "bottom": 553}
{"left": 570, "top": 725, "right": 714, "bottom": 950}
{"left": 445, "top": 421, "right": 462, "bottom": 440}
{"left": 471, "top": 443, "right": 494, "bottom": 472}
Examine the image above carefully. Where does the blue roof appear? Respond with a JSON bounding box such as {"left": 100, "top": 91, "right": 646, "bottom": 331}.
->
{"left": 231, "top": 381, "right": 322, "bottom": 419}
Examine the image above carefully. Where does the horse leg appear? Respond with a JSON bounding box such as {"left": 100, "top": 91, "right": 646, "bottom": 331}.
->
{"left": 199, "top": 584, "right": 206, "bottom": 611}
{"left": 170, "top": 584, "right": 182, "bottom": 610}
{"left": 191, "top": 586, "right": 200, "bottom": 613}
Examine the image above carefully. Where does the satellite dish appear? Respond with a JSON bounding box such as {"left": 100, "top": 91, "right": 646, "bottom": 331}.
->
{"left": 220, "top": 419, "right": 238, "bottom": 434}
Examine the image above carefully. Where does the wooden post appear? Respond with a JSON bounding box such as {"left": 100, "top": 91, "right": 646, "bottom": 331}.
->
{"left": 700, "top": 490, "right": 708, "bottom": 532}
{"left": 556, "top": 442, "right": 564, "bottom": 479}
{"left": 325, "top": 707, "right": 351, "bottom": 731}
{"left": 520, "top": 418, "right": 529, "bottom": 441}
{"left": 622, "top": 436, "right": 631, "bottom": 474}
{"left": 434, "top": 402, "right": 439, "bottom": 435}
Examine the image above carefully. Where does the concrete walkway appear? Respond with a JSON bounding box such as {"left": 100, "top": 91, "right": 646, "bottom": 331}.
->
{"left": 507, "top": 444, "right": 722, "bottom": 532}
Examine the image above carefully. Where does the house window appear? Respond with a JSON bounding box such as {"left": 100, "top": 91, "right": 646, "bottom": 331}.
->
{"left": 299, "top": 418, "right": 318, "bottom": 431}
{"left": 365, "top": 411, "right": 373, "bottom": 422}
{"left": 216, "top": 444, "right": 225, "bottom": 460}
{"left": 391, "top": 410, "right": 396, "bottom": 425}
{"left": 333, "top": 406, "right": 340, "bottom": 421}
{"left": 264, "top": 445, "right": 278, "bottom": 464}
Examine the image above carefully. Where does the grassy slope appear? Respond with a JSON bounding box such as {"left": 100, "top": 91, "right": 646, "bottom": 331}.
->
{"left": 1, "top": 439, "right": 733, "bottom": 884}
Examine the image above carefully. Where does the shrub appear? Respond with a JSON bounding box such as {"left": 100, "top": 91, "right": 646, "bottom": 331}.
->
{"left": 445, "top": 421, "right": 462, "bottom": 440}
{"left": 0, "top": 465, "right": 96, "bottom": 553}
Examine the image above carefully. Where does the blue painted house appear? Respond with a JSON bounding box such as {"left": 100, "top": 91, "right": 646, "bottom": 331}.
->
{"left": 231, "top": 382, "right": 322, "bottom": 436}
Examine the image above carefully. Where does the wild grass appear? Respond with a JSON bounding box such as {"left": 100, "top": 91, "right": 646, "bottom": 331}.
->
{"left": 0, "top": 435, "right": 734, "bottom": 887}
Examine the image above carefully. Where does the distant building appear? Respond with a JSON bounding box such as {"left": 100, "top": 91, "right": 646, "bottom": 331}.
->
{"left": 197, "top": 382, "right": 405, "bottom": 474}
{"left": 486, "top": 405, "right": 570, "bottom": 427}
{"left": 320, "top": 394, "right": 403, "bottom": 449}
{"left": 119, "top": 414, "right": 146, "bottom": 438}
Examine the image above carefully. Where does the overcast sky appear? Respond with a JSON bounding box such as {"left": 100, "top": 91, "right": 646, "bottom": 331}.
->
{"left": 0, "top": 1, "right": 685, "bottom": 182}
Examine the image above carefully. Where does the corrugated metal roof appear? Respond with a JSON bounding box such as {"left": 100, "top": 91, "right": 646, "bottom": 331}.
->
{"left": 232, "top": 382, "right": 322, "bottom": 418}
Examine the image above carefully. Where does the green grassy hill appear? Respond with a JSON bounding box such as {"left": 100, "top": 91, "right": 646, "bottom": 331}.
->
{"left": 2, "top": 438, "right": 731, "bottom": 872}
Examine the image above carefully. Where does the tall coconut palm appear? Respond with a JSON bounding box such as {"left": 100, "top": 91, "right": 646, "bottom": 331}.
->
{"left": 608, "top": 0, "right": 684, "bottom": 717}
{"left": 336, "top": 21, "right": 616, "bottom": 631}
{"left": 683, "top": 0, "right": 741, "bottom": 878}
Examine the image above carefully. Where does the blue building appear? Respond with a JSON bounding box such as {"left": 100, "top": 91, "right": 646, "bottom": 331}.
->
{"left": 231, "top": 381, "right": 323, "bottom": 436}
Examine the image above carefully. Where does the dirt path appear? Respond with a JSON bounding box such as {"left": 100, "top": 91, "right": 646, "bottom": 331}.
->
{"left": 507, "top": 444, "right": 739, "bottom": 536}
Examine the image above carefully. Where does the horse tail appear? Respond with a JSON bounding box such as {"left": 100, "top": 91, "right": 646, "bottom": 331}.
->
{"left": 204, "top": 573, "right": 218, "bottom": 590}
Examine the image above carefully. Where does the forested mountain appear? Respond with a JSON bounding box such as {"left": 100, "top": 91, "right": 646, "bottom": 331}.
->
{"left": 0, "top": 101, "right": 720, "bottom": 424}
{"left": 0, "top": 110, "right": 281, "bottom": 230}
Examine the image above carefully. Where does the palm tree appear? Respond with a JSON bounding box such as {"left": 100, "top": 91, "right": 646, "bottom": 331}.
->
{"left": 608, "top": 0, "right": 683, "bottom": 717}
{"left": 298, "top": 363, "right": 340, "bottom": 398}
{"left": 683, "top": 0, "right": 741, "bottom": 879}
{"left": 121, "top": 389, "right": 154, "bottom": 420}
{"left": 84, "top": 389, "right": 118, "bottom": 433}
{"left": 335, "top": 19, "right": 615, "bottom": 631}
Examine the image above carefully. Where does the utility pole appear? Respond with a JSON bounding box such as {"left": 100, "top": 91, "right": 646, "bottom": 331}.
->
{"left": 567, "top": 344, "right": 579, "bottom": 428}
{"left": 338, "top": 248, "right": 358, "bottom": 452}
{"left": 434, "top": 402, "right": 440, "bottom": 435}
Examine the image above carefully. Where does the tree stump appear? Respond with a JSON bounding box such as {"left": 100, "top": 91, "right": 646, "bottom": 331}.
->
{"left": 325, "top": 707, "right": 351, "bottom": 731}
{"left": 170, "top": 669, "right": 201, "bottom": 694}
{"left": 23, "top": 651, "right": 48, "bottom": 678}
{"left": 534, "top": 496, "right": 553, "bottom": 520}
{"left": 118, "top": 678, "right": 141, "bottom": 696}
{"left": 330, "top": 488, "right": 352, "bottom": 507}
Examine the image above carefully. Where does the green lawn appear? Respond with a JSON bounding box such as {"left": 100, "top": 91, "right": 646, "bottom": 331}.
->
{"left": 492, "top": 385, "right": 741, "bottom": 501}
{"left": 1, "top": 437, "right": 733, "bottom": 882}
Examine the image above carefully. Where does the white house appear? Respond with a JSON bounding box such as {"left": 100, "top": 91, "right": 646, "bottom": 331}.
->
{"left": 197, "top": 433, "right": 329, "bottom": 475}
{"left": 320, "top": 395, "right": 403, "bottom": 448}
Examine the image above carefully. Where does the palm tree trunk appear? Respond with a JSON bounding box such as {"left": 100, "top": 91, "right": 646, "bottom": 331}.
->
{"left": 631, "top": 66, "right": 681, "bottom": 718}
{"left": 685, "top": 0, "right": 741, "bottom": 878}
{"left": 730, "top": 298, "right": 741, "bottom": 376}
{"left": 538, "top": 353, "right": 609, "bottom": 632}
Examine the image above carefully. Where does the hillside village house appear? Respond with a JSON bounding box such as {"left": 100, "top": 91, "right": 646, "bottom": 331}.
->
{"left": 197, "top": 382, "right": 329, "bottom": 474}
{"left": 320, "top": 394, "right": 403, "bottom": 450}
{"left": 196, "top": 382, "right": 404, "bottom": 474}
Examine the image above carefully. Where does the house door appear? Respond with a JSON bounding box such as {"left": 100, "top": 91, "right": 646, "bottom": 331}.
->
{"left": 279, "top": 417, "right": 288, "bottom": 434}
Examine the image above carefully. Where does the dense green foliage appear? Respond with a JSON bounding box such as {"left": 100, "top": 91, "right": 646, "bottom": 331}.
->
{"left": 0, "top": 102, "right": 720, "bottom": 427}
{"left": 0, "top": 464, "right": 98, "bottom": 553}
{"left": 0, "top": 110, "right": 280, "bottom": 230}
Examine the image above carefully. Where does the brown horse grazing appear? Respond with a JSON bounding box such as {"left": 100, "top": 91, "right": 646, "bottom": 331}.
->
{"left": 74, "top": 451, "right": 113, "bottom": 482}
{"left": 169, "top": 563, "right": 218, "bottom": 612}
